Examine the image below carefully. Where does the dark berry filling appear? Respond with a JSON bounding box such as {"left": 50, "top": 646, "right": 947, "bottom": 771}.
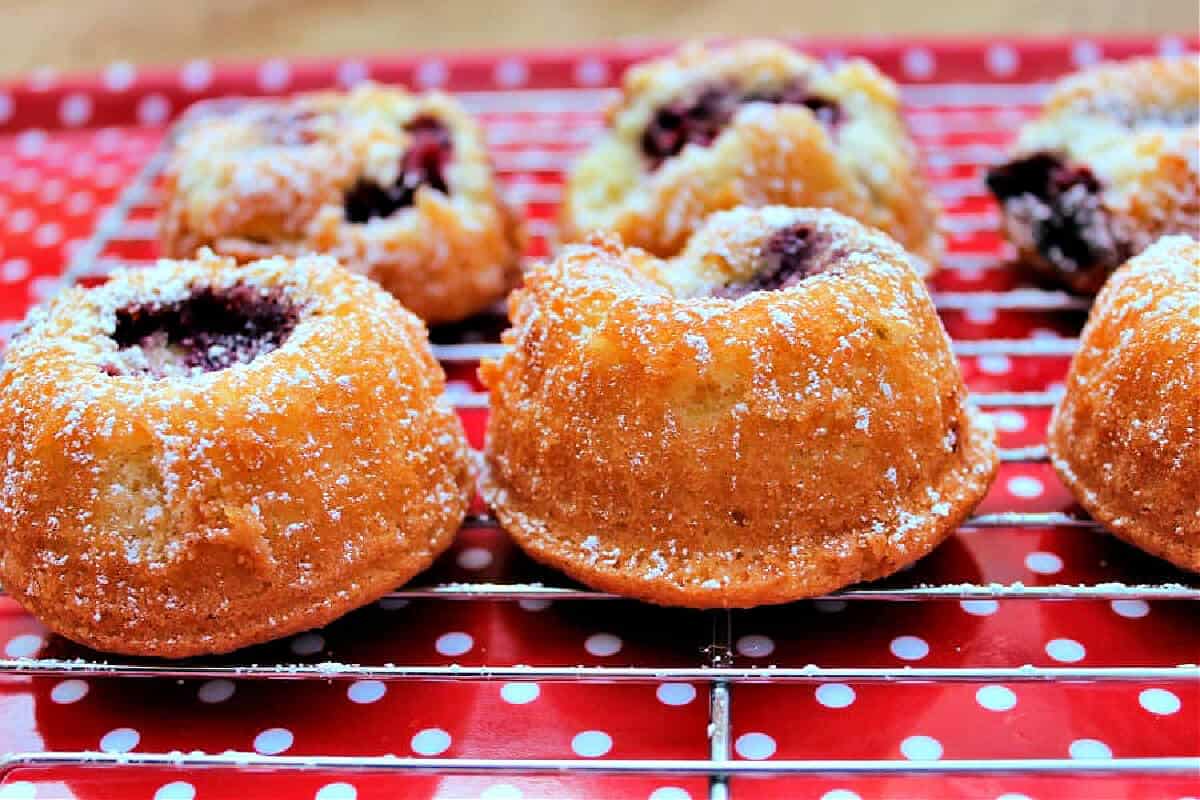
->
{"left": 712, "top": 224, "right": 837, "bottom": 298}
{"left": 344, "top": 115, "right": 454, "bottom": 223}
{"left": 641, "top": 81, "right": 843, "bottom": 169}
{"left": 985, "top": 152, "right": 1128, "bottom": 290}
{"left": 109, "top": 284, "right": 300, "bottom": 377}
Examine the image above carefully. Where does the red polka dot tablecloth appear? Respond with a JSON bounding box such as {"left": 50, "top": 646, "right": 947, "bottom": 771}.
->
{"left": 0, "top": 37, "right": 1198, "bottom": 800}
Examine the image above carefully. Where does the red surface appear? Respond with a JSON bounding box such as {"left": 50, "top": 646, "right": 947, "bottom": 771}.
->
{"left": 1, "top": 37, "right": 1199, "bottom": 800}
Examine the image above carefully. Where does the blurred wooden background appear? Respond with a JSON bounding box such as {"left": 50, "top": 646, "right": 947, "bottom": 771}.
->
{"left": 0, "top": 0, "right": 1194, "bottom": 77}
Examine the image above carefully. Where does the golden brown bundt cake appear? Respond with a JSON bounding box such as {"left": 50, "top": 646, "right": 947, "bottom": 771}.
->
{"left": 480, "top": 207, "right": 996, "bottom": 607}
{"left": 1049, "top": 235, "right": 1200, "bottom": 572}
{"left": 559, "top": 40, "right": 942, "bottom": 270}
{"left": 0, "top": 251, "right": 473, "bottom": 656}
{"left": 986, "top": 55, "right": 1199, "bottom": 295}
{"left": 160, "top": 84, "right": 525, "bottom": 325}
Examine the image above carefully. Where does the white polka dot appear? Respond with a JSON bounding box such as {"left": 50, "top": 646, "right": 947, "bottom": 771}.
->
{"left": 51, "top": 679, "right": 89, "bottom": 704}
{"left": 1008, "top": 476, "right": 1045, "bottom": 499}
{"left": 995, "top": 794, "right": 1033, "bottom": 800}
{"left": 656, "top": 683, "right": 696, "bottom": 706}
{"left": 337, "top": 60, "right": 370, "bottom": 88}
{"left": 457, "top": 547, "right": 493, "bottom": 570}
{"left": 814, "top": 599, "right": 847, "bottom": 613}
{"left": 66, "top": 191, "right": 94, "bottom": 216}
{"left": 100, "top": 727, "right": 140, "bottom": 753}
{"left": 978, "top": 355, "right": 1012, "bottom": 375}
{"left": 986, "top": 44, "right": 1019, "bottom": 77}
{"left": 137, "top": 94, "right": 171, "bottom": 126}
{"left": 33, "top": 222, "right": 61, "bottom": 248}
{"left": 890, "top": 635, "right": 929, "bottom": 661}
{"left": 1069, "top": 738, "right": 1112, "bottom": 759}
{"left": 584, "top": 632, "right": 622, "bottom": 657}
{"left": 291, "top": 631, "right": 325, "bottom": 656}
{"left": 0, "top": 782, "right": 35, "bottom": 800}
{"left": 27, "top": 67, "right": 56, "bottom": 91}
{"left": 8, "top": 209, "right": 34, "bottom": 235}
{"left": 347, "top": 679, "right": 387, "bottom": 704}
{"left": 180, "top": 60, "right": 214, "bottom": 91}
{"left": 1072, "top": 40, "right": 1102, "bottom": 67}
{"left": 16, "top": 129, "right": 46, "bottom": 159}
{"left": 1158, "top": 37, "right": 1185, "bottom": 58}
{"left": 902, "top": 48, "right": 936, "bottom": 79}
{"left": 960, "top": 599, "right": 999, "bottom": 616}
{"left": 900, "top": 735, "right": 943, "bottom": 761}
{"left": 1045, "top": 638, "right": 1085, "bottom": 663}
{"left": 821, "top": 791, "right": 862, "bottom": 800}
{"left": 1111, "top": 599, "right": 1150, "bottom": 618}
{"left": 13, "top": 167, "right": 38, "bottom": 193}
{"left": 258, "top": 59, "right": 291, "bottom": 92}
{"left": 378, "top": 596, "right": 409, "bottom": 610}
{"left": 254, "top": 727, "right": 294, "bottom": 755}
{"left": 494, "top": 59, "right": 529, "bottom": 88}
{"left": 0, "top": 93, "right": 13, "bottom": 124}
{"left": 735, "top": 634, "right": 775, "bottom": 658}
{"left": 30, "top": 277, "right": 59, "bottom": 301}
{"left": 648, "top": 789, "right": 691, "bottom": 800}
{"left": 39, "top": 178, "right": 65, "bottom": 204}
{"left": 411, "top": 728, "right": 451, "bottom": 756}
{"left": 2, "top": 258, "right": 30, "bottom": 283}
{"left": 5, "top": 633, "right": 43, "bottom": 658}
{"left": 976, "top": 685, "right": 1017, "bottom": 711}
{"left": 59, "top": 93, "right": 92, "bottom": 127}
{"left": 815, "top": 683, "right": 856, "bottom": 709}
{"left": 734, "top": 732, "right": 776, "bottom": 760}
{"left": 154, "top": 782, "right": 196, "bottom": 800}
{"left": 416, "top": 61, "right": 448, "bottom": 88}
{"left": 436, "top": 631, "right": 474, "bottom": 657}
{"left": 480, "top": 785, "right": 522, "bottom": 800}
{"left": 1025, "top": 551, "right": 1063, "bottom": 574}
{"left": 198, "top": 679, "right": 235, "bottom": 704}
{"left": 572, "top": 730, "right": 613, "bottom": 758}
{"left": 518, "top": 598, "right": 552, "bottom": 612}
{"left": 965, "top": 306, "right": 997, "bottom": 325}
{"left": 103, "top": 61, "right": 136, "bottom": 91}
{"left": 990, "top": 410, "right": 1027, "bottom": 433}
{"left": 500, "top": 682, "right": 540, "bottom": 704}
{"left": 574, "top": 57, "right": 610, "bottom": 86}
{"left": 1139, "top": 688, "right": 1181, "bottom": 716}
{"left": 314, "top": 783, "right": 356, "bottom": 800}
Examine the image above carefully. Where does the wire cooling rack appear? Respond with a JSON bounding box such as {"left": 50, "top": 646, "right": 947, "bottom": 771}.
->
{"left": 3, "top": 74, "right": 1199, "bottom": 797}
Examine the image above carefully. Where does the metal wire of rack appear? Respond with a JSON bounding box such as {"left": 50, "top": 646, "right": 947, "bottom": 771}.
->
{"left": 6, "top": 80, "right": 1199, "bottom": 795}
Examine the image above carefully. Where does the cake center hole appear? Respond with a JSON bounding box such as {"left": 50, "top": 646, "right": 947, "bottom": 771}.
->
{"left": 108, "top": 284, "right": 300, "bottom": 377}
{"left": 344, "top": 115, "right": 454, "bottom": 223}
{"left": 641, "top": 81, "right": 843, "bottom": 169}
{"left": 712, "top": 224, "right": 837, "bottom": 299}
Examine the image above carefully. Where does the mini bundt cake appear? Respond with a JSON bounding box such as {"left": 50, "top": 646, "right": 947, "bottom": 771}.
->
{"left": 559, "top": 40, "right": 942, "bottom": 270}
{"left": 986, "top": 55, "right": 1199, "bottom": 295}
{"left": 1049, "top": 235, "right": 1200, "bottom": 572}
{"left": 160, "top": 84, "right": 525, "bottom": 325}
{"left": 0, "top": 252, "right": 473, "bottom": 656}
{"left": 480, "top": 207, "right": 997, "bottom": 607}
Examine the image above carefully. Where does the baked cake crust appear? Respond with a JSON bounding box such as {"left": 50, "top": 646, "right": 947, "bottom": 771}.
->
{"left": 1048, "top": 235, "right": 1200, "bottom": 572}
{"left": 559, "top": 41, "right": 942, "bottom": 270}
{"left": 0, "top": 252, "right": 473, "bottom": 656}
{"left": 987, "top": 56, "right": 1199, "bottom": 295}
{"left": 160, "top": 85, "right": 525, "bottom": 324}
{"left": 481, "top": 207, "right": 996, "bottom": 607}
